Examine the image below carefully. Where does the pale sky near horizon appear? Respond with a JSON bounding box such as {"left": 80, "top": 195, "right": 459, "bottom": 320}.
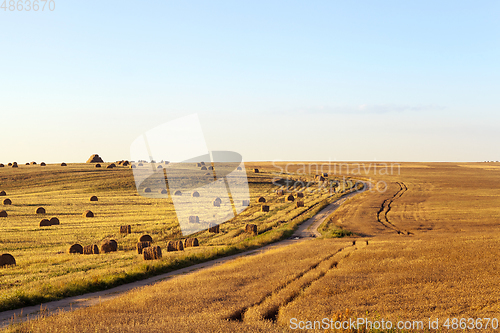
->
{"left": 1, "top": 1, "right": 499, "bottom": 163}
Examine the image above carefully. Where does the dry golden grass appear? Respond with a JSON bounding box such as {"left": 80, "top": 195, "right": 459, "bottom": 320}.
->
{"left": 6, "top": 162, "right": 500, "bottom": 332}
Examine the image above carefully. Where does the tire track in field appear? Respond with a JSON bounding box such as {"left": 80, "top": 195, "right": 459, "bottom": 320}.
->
{"left": 225, "top": 243, "right": 361, "bottom": 322}
{"left": 376, "top": 182, "right": 410, "bottom": 235}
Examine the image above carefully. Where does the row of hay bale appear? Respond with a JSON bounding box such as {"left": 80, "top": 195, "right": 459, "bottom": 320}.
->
{"left": 0, "top": 162, "right": 62, "bottom": 168}
{"left": 68, "top": 239, "right": 118, "bottom": 254}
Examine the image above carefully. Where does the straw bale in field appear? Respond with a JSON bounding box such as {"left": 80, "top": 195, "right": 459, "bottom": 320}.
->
{"left": 61, "top": 162, "right": 67, "bottom": 166}
{"left": 0, "top": 254, "right": 16, "bottom": 267}
{"left": 254, "top": 168, "right": 259, "bottom": 173}
{"left": 237, "top": 166, "right": 242, "bottom": 170}
{"left": 122, "top": 161, "right": 130, "bottom": 166}
{"left": 174, "top": 190, "right": 182, "bottom": 196}
{"left": 166, "top": 241, "right": 176, "bottom": 252}
{"left": 184, "top": 238, "right": 199, "bottom": 248}
{"left": 245, "top": 224, "right": 257, "bottom": 236}
{"left": 95, "top": 163, "right": 101, "bottom": 168}
{"left": 138, "top": 163, "right": 143, "bottom": 166}
{"left": 286, "top": 194, "right": 295, "bottom": 202}
{"left": 3, "top": 198, "right": 12, "bottom": 205}
{"left": 256, "top": 196, "right": 266, "bottom": 203}
{"left": 296, "top": 201, "right": 304, "bottom": 208}
{"left": 30, "top": 162, "right": 36, "bottom": 165}
{"left": 261, "top": 205, "right": 270, "bottom": 212}
{"left": 143, "top": 187, "right": 151, "bottom": 193}
{"left": 276, "top": 189, "right": 284, "bottom": 196}
{"left": 7, "top": 163, "right": 12, "bottom": 166}
{"left": 68, "top": 244, "right": 83, "bottom": 254}
{"left": 120, "top": 225, "right": 131, "bottom": 234}
{"left": 213, "top": 197, "right": 222, "bottom": 207}
{"left": 90, "top": 195, "right": 98, "bottom": 202}
{"left": 0, "top": 164, "right": 3, "bottom": 167}
{"left": 0, "top": 210, "right": 7, "bottom": 217}
{"left": 297, "top": 192, "right": 304, "bottom": 198}
{"left": 191, "top": 191, "right": 200, "bottom": 197}
{"left": 0, "top": 191, "right": 5, "bottom": 196}
{"left": 83, "top": 210, "right": 94, "bottom": 218}
{"left": 139, "top": 234, "right": 153, "bottom": 243}
{"left": 100, "top": 239, "right": 117, "bottom": 253}
{"left": 40, "top": 162, "right": 46, "bottom": 166}
{"left": 136, "top": 241, "right": 151, "bottom": 254}
{"left": 157, "top": 165, "right": 163, "bottom": 169}
{"left": 39, "top": 219, "right": 51, "bottom": 227}
{"left": 36, "top": 207, "right": 46, "bottom": 214}
{"left": 87, "top": 154, "right": 104, "bottom": 163}
{"left": 189, "top": 216, "right": 199, "bottom": 223}
{"left": 208, "top": 224, "right": 220, "bottom": 233}
{"left": 322, "top": 173, "right": 328, "bottom": 177}
{"left": 160, "top": 189, "right": 168, "bottom": 194}
{"left": 84, "top": 244, "right": 99, "bottom": 255}
{"left": 242, "top": 200, "right": 250, "bottom": 206}
{"left": 201, "top": 166, "right": 207, "bottom": 170}
{"left": 175, "top": 240, "right": 184, "bottom": 251}
{"left": 143, "top": 246, "right": 162, "bottom": 260}
{"left": 49, "top": 217, "right": 60, "bottom": 225}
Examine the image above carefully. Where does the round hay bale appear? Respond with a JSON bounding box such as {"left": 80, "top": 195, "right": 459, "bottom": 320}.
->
{"left": 0, "top": 210, "right": 7, "bottom": 217}
{"left": 208, "top": 224, "right": 220, "bottom": 233}
{"left": 36, "top": 207, "right": 46, "bottom": 214}
{"left": 100, "top": 239, "right": 117, "bottom": 253}
{"left": 196, "top": 163, "right": 202, "bottom": 167}
{"left": 82, "top": 210, "right": 94, "bottom": 218}
{"left": 213, "top": 197, "right": 222, "bottom": 207}
{"left": 254, "top": 168, "right": 259, "bottom": 173}
{"left": 245, "top": 223, "right": 258, "bottom": 236}
{"left": 25, "top": 162, "right": 30, "bottom": 165}
{"left": 83, "top": 244, "right": 99, "bottom": 255}
{"left": 188, "top": 216, "right": 199, "bottom": 224}
{"left": 256, "top": 196, "right": 266, "bottom": 203}
{"left": 49, "top": 217, "right": 60, "bottom": 225}
{"left": 122, "top": 161, "right": 130, "bottom": 166}
{"left": 0, "top": 191, "right": 5, "bottom": 196}
{"left": 164, "top": 161, "right": 169, "bottom": 165}
{"left": 95, "top": 163, "right": 101, "bottom": 168}
{"left": 136, "top": 241, "right": 151, "bottom": 254}
{"left": 119, "top": 225, "right": 131, "bottom": 234}
{"left": 184, "top": 238, "right": 199, "bottom": 248}
{"left": 0, "top": 164, "right": 4, "bottom": 167}
{"left": 139, "top": 234, "right": 153, "bottom": 243}
{"left": 61, "top": 162, "right": 67, "bottom": 166}
{"left": 261, "top": 205, "right": 270, "bottom": 212}
{"left": 237, "top": 166, "right": 242, "bottom": 171}
{"left": 200, "top": 166, "right": 207, "bottom": 170}
{"left": 12, "top": 164, "right": 18, "bottom": 168}
{"left": 90, "top": 195, "right": 98, "bottom": 202}
{"left": 322, "top": 173, "right": 328, "bottom": 177}
{"left": 166, "top": 241, "right": 176, "bottom": 252}
{"left": 297, "top": 192, "right": 304, "bottom": 198}
{"left": 160, "top": 189, "right": 168, "bottom": 194}
{"left": 204, "top": 172, "right": 211, "bottom": 176}
{"left": 176, "top": 240, "right": 184, "bottom": 251}
{"left": 208, "top": 166, "right": 214, "bottom": 170}
{"left": 30, "top": 162, "right": 37, "bottom": 165}
{"left": 138, "top": 163, "right": 143, "bottom": 166}
{"left": 3, "top": 198, "right": 11, "bottom": 205}
{"left": 191, "top": 191, "right": 200, "bottom": 197}
{"left": 157, "top": 165, "right": 163, "bottom": 169}
{"left": 86, "top": 154, "right": 104, "bottom": 163}
{"left": 39, "top": 219, "right": 51, "bottom": 227}
{"left": 0, "top": 254, "right": 16, "bottom": 267}
{"left": 131, "top": 165, "right": 136, "bottom": 169}
{"left": 275, "top": 189, "right": 284, "bottom": 196}
{"left": 286, "top": 194, "right": 295, "bottom": 202}
{"left": 296, "top": 201, "right": 304, "bottom": 208}
{"left": 40, "top": 162, "right": 46, "bottom": 166}
{"left": 143, "top": 246, "right": 162, "bottom": 260}
{"left": 143, "top": 187, "right": 151, "bottom": 193}
{"left": 200, "top": 161, "right": 205, "bottom": 165}
{"left": 242, "top": 200, "right": 250, "bottom": 206}
{"left": 7, "top": 163, "right": 12, "bottom": 166}
{"left": 106, "top": 164, "right": 115, "bottom": 169}
{"left": 68, "top": 244, "right": 83, "bottom": 254}
{"left": 174, "top": 190, "right": 182, "bottom": 196}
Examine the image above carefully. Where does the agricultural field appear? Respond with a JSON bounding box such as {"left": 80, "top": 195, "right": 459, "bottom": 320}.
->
{"left": 3, "top": 162, "right": 500, "bottom": 332}
{"left": 0, "top": 161, "right": 355, "bottom": 314}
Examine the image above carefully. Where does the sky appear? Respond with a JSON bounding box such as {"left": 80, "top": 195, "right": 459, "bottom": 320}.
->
{"left": 1, "top": 0, "right": 499, "bottom": 163}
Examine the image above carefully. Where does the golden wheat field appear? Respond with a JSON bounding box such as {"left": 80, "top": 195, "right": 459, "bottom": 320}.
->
{"left": 3, "top": 161, "right": 500, "bottom": 332}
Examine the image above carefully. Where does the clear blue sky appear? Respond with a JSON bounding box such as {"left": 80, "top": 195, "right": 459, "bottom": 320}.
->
{"left": 1, "top": 1, "right": 499, "bottom": 163}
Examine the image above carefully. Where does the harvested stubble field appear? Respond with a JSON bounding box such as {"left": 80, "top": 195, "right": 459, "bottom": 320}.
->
{"left": 4, "top": 162, "right": 500, "bottom": 333}
{"left": 0, "top": 162, "right": 353, "bottom": 314}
